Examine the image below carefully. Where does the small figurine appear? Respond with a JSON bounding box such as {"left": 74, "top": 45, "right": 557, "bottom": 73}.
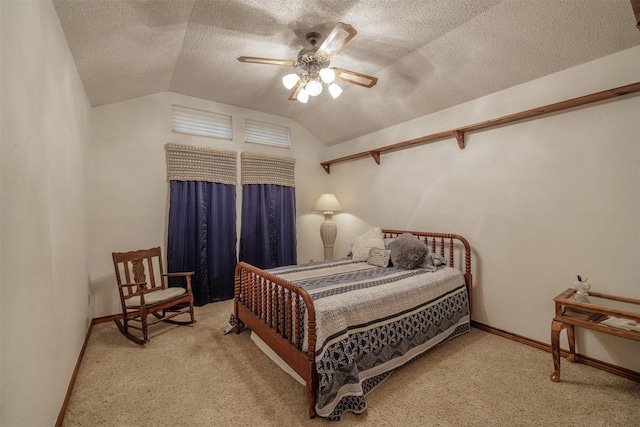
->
{"left": 573, "top": 275, "right": 591, "bottom": 295}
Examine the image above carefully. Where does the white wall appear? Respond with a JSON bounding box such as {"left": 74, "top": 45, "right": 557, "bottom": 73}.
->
{"left": 325, "top": 46, "right": 640, "bottom": 373}
{"left": 88, "top": 92, "right": 329, "bottom": 318}
{"left": 0, "top": 1, "right": 92, "bottom": 426}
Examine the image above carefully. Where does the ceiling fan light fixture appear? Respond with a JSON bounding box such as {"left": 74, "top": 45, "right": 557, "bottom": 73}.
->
{"left": 238, "top": 23, "right": 377, "bottom": 103}
{"left": 328, "top": 83, "right": 343, "bottom": 99}
{"left": 305, "top": 79, "right": 323, "bottom": 96}
{"left": 296, "top": 87, "right": 309, "bottom": 103}
{"left": 282, "top": 73, "right": 300, "bottom": 89}
{"left": 319, "top": 68, "right": 335, "bottom": 84}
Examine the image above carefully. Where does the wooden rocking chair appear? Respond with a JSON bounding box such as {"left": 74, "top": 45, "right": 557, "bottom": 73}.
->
{"left": 112, "top": 247, "right": 195, "bottom": 344}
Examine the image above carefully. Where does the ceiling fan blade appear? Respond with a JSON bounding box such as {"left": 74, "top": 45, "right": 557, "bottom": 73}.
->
{"left": 237, "top": 56, "right": 295, "bottom": 67}
{"left": 334, "top": 68, "right": 378, "bottom": 88}
{"left": 288, "top": 80, "right": 303, "bottom": 101}
{"left": 316, "top": 22, "right": 357, "bottom": 59}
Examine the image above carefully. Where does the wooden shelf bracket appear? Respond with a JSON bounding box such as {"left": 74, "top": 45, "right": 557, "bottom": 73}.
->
{"left": 369, "top": 151, "right": 381, "bottom": 164}
{"left": 453, "top": 130, "right": 466, "bottom": 149}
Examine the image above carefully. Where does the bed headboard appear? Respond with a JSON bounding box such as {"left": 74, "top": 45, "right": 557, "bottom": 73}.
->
{"left": 382, "top": 229, "right": 473, "bottom": 314}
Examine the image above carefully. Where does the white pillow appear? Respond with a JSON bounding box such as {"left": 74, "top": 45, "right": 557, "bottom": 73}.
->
{"left": 351, "top": 227, "right": 385, "bottom": 262}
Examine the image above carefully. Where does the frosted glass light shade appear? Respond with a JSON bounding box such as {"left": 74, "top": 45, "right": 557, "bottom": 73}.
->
{"left": 328, "top": 83, "right": 343, "bottom": 99}
{"left": 282, "top": 73, "right": 300, "bottom": 89}
{"left": 296, "top": 88, "right": 309, "bottom": 103}
{"left": 305, "top": 79, "right": 323, "bottom": 96}
{"left": 319, "top": 68, "right": 336, "bottom": 83}
{"left": 312, "top": 193, "right": 343, "bottom": 213}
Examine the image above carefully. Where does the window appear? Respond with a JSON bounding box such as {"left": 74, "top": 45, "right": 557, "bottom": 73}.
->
{"left": 244, "top": 119, "right": 291, "bottom": 149}
{"left": 171, "top": 105, "right": 232, "bottom": 140}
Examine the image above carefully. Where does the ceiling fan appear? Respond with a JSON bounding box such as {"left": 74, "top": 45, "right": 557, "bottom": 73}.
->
{"left": 238, "top": 22, "right": 378, "bottom": 103}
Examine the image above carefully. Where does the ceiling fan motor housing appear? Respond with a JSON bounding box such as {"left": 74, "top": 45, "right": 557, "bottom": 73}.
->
{"left": 296, "top": 48, "right": 330, "bottom": 77}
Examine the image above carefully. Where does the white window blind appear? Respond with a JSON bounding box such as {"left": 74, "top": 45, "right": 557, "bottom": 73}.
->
{"left": 171, "top": 105, "right": 232, "bottom": 140}
{"left": 244, "top": 119, "right": 291, "bottom": 149}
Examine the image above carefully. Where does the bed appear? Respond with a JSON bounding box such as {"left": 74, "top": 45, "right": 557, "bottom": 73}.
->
{"left": 233, "top": 229, "right": 472, "bottom": 420}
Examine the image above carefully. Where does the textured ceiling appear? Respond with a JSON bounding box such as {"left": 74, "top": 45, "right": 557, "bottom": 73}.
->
{"left": 53, "top": 0, "right": 640, "bottom": 146}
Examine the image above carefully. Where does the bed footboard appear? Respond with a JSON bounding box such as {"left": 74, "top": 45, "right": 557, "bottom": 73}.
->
{"left": 234, "top": 261, "right": 318, "bottom": 418}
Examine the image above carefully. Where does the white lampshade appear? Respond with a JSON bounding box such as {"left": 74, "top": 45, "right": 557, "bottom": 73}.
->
{"left": 296, "top": 88, "right": 309, "bottom": 103}
{"left": 312, "top": 193, "right": 343, "bottom": 213}
{"left": 319, "top": 67, "right": 336, "bottom": 84}
{"left": 328, "top": 83, "right": 342, "bottom": 99}
{"left": 282, "top": 73, "right": 300, "bottom": 89}
{"left": 305, "top": 79, "right": 323, "bottom": 96}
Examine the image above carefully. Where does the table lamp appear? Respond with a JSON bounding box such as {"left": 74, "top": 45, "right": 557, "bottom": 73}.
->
{"left": 312, "top": 193, "right": 343, "bottom": 260}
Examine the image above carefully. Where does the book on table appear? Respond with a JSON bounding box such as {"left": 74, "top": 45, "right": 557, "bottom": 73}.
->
{"left": 599, "top": 316, "right": 640, "bottom": 332}
{"left": 562, "top": 306, "right": 607, "bottom": 322}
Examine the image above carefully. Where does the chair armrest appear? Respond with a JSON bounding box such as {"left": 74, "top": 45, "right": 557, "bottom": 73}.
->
{"left": 163, "top": 272, "right": 194, "bottom": 292}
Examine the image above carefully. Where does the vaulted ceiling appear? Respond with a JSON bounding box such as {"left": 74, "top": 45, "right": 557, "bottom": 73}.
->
{"left": 53, "top": 0, "right": 640, "bottom": 146}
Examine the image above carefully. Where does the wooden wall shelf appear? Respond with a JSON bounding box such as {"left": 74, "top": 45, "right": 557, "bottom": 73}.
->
{"left": 320, "top": 81, "right": 640, "bottom": 174}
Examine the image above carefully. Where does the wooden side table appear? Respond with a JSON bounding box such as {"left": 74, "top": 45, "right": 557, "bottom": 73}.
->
{"left": 551, "top": 288, "right": 640, "bottom": 382}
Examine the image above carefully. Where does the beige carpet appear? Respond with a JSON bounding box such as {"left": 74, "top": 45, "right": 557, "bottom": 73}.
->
{"left": 62, "top": 300, "right": 640, "bottom": 426}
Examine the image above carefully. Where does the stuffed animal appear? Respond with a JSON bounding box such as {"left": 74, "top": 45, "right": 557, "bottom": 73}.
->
{"left": 388, "top": 233, "right": 428, "bottom": 269}
{"left": 421, "top": 253, "right": 448, "bottom": 272}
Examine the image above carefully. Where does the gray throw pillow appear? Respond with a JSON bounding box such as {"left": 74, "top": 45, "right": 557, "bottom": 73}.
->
{"left": 388, "top": 233, "right": 428, "bottom": 269}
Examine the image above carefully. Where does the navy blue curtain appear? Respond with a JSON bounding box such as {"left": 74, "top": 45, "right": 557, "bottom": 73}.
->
{"left": 239, "top": 184, "right": 296, "bottom": 269}
{"left": 167, "top": 180, "right": 236, "bottom": 305}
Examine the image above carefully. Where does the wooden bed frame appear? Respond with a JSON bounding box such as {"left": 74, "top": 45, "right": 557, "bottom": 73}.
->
{"left": 234, "top": 229, "right": 472, "bottom": 418}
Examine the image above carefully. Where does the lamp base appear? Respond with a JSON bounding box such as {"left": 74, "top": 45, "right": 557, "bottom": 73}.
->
{"left": 323, "top": 244, "right": 334, "bottom": 261}
{"left": 319, "top": 215, "right": 337, "bottom": 260}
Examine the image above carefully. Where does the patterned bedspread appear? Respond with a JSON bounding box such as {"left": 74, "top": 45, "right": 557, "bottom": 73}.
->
{"left": 268, "top": 259, "right": 470, "bottom": 420}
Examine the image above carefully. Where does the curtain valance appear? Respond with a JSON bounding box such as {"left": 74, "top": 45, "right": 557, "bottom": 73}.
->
{"left": 165, "top": 143, "right": 237, "bottom": 185}
{"left": 240, "top": 152, "right": 296, "bottom": 188}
